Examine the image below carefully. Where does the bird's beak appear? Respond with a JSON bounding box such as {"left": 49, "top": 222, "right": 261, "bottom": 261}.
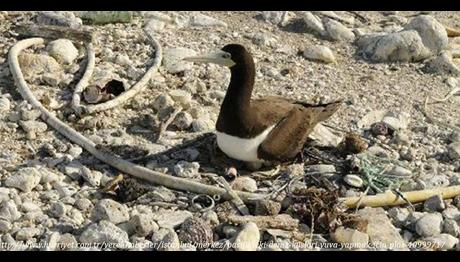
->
{"left": 183, "top": 51, "right": 236, "bottom": 67}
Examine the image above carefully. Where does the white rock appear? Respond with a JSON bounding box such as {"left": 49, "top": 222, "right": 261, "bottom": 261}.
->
{"left": 46, "top": 39, "right": 79, "bottom": 65}
{"left": 233, "top": 222, "right": 260, "bottom": 251}
{"left": 36, "top": 11, "right": 82, "bottom": 28}
{"left": 388, "top": 207, "right": 411, "bottom": 228}
{"left": 424, "top": 51, "right": 460, "bottom": 75}
{"left": 416, "top": 213, "right": 443, "bottom": 237}
{"left": 343, "top": 174, "right": 363, "bottom": 188}
{"left": 21, "top": 201, "right": 40, "bottom": 212}
{"left": 79, "top": 220, "right": 130, "bottom": 248}
{"left": 50, "top": 202, "right": 67, "bottom": 218}
{"left": 81, "top": 167, "right": 102, "bottom": 187}
{"left": 357, "top": 30, "right": 430, "bottom": 62}
{"left": 0, "top": 96, "right": 11, "bottom": 113}
{"left": 129, "top": 214, "right": 159, "bottom": 237}
{"left": 74, "top": 198, "right": 93, "bottom": 212}
{"left": 309, "top": 124, "right": 343, "bottom": 147}
{"left": 331, "top": 227, "right": 369, "bottom": 246}
{"left": 448, "top": 142, "right": 460, "bottom": 160}
{"left": 67, "top": 145, "right": 83, "bottom": 158}
{"left": 144, "top": 19, "right": 165, "bottom": 32}
{"left": 299, "top": 11, "right": 327, "bottom": 36}
{"left": 172, "top": 111, "right": 193, "bottom": 130}
{"left": 261, "top": 11, "right": 287, "bottom": 25}
{"left": 232, "top": 177, "right": 258, "bottom": 192}
{"left": 151, "top": 210, "right": 193, "bottom": 229}
{"left": 152, "top": 94, "right": 175, "bottom": 112}
{"left": 4, "top": 167, "right": 41, "bottom": 192}
{"left": 191, "top": 118, "right": 214, "bottom": 132}
{"left": 303, "top": 45, "right": 336, "bottom": 64}
{"left": 0, "top": 220, "right": 12, "bottom": 233}
{"left": 443, "top": 219, "right": 460, "bottom": 237}
{"left": 151, "top": 228, "right": 180, "bottom": 251}
{"left": 140, "top": 11, "right": 172, "bottom": 23}
{"left": 306, "top": 164, "right": 336, "bottom": 174}
{"left": 424, "top": 194, "right": 445, "bottom": 212}
{"left": 324, "top": 18, "right": 355, "bottom": 42}
{"left": 189, "top": 13, "right": 227, "bottom": 27}
{"left": 169, "top": 90, "right": 192, "bottom": 109}
{"left": 42, "top": 232, "right": 61, "bottom": 251}
{"left": 173, "top": 161, "right": 200, "bottom": 178}
{"left": 15, "top": 227, "right": 40, "bottom": 241}
{"left": 92, "top": 199, "right": 129, "bottom": 224}
{"left": 251, "top": 32, "right": 277, "bottom": 47}
{"left": 163, "top": 48, "right": 197, "bottom": 74}
{"left": 442, "top": 207, "right": 460, "bottom": 220}
{"left": 18, "top": 53, "right": 63, "bottom": 81}
{"left": 404, "top": 15, "right": 448, "bottom": 55}
{"left": 19, "top": 120, "right": 47, "bottom": 134}
{"left": 422, "top": 234, "right": 459, "bottom": 250}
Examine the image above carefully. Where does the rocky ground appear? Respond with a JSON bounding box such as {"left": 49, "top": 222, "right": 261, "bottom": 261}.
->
{"left": 0, "top": 11, "right": 459, "bottom": 251}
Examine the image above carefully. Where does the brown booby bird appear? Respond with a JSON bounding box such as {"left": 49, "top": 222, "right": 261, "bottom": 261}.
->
{"left": 184, "top": 44, "right": 341, "bottom": 169}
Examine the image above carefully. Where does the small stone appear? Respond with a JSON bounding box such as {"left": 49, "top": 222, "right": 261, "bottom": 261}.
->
{"left": 0, "top": 220, "right": 12, "bottom": 233}
{"left": 382, "top": 115, "right": 408, "bottom": 131}
{"left": 81, "top": 168, "right": 102, "bottom": 187}
{"left": 144, "top": 18, "right": 165, "bottom": 32}
{"left": 424, "top": 194, "right": 446, "bottom": 212}
{"left": 74, "top": 198, "right": 93, "bottom": 212}
{"left": 15, "top": 227, "right": 40, "bottom": 241}
{"left": 454, "top": 196, "right": 460, "bottom": 209}
{"left": 79, "top": 220, "right": 130, "bottom": 249}
{"left": 324, "top": 18, "right": 355, "bottom": 42}
{"left": 92, "top": 199, "right": 130, "bottom": 224}
{"left": 299, "top": 11, "right": 327, "bottom": 36}
{"left": 172, "top": 111, "right": 193, "bottom": 130}
{"left": 385, "top": 166, "right": 412, "bottom": 177}
{"left": 261, "top": 11, "right": 286, "bottom": 25}
{"left": 36, "top": 11, "right": 82, "bottom": 28}
{"left": 178, "top": 217, "right": 213, "bottom": 249}
{"left": 331, "top": 227, "right": 369, "bottom": 247}
{"left": 21, "top": 201, "right": 40, "bottom": 212}
{"left": 173, "top": 161, "right": 200, "bottom": 178}
{"left": 0, "top": 96, "right": 11, "bottom": 113}
{"left": 251, "top": 32, "right": 277, "bottom": 47}
{"left": 447, "top": 142, "right": 460, "bottom": 160}
{"left": 67, "top": 146, "right": 83, "bottom": 158}
{"left": 169, "top": 90, "right": 192, "bottom": 109}
{"left": 191, "top": 118, "right": 214, "bottom": 132}
{"left": 151, "top": 210, "right": 193, "bottom": 229}
{"left": 202, "top": 210, "right": 219, "bottom": 225}
{"left": 42, "top": 232, "right": 61, "bottom": 251}
{"left": 46, "top": 39, "right": 79, "bottom": 65}
{"left": 19, "top": 120, "right": 47, "bottom": 134}
{"left": 443, "top": 219, "right": 460, "bottom": 237}
{"left": 303, "top": 45, "right": 336, "bottom": 64}
{"left": 254, "top": 200, "right": 281, "bottom": 216}
{"left": 422, "top": 234, "right": 459, "bottom": 250}
{"left": 50, "top": 202, "right": 67, "bottom": 218}
{"left": 189, "top": 13, "right": 227, "bottom": 27}
{"left": 232, "top": 177, "right": 258, "bottom": 193}
{"left": 152, "top": 94, "right": 175, "bottom": 112}
{"left": 233, "top": 222, "right": 260, "bottom": 251}
{"left": 404, "top": 15, "right": 448, "bottom": 55}
{"left": 388, "top": 207, "right": 411, "bottom": 228}
{"left": 4, "top": 167, "right": 41, "bottom": 192}
{"left": 129, "top": 214, "right": 159, "bottom": 237}
{"left": 415, "top": 213, "right": 443, "bottom": 237}
{"left": 18, "top": 53, "right": 63, "bottom": 81}
{"left": 151, "top": 228, "right": 180, "bottom": 251}
{"left": 163, "top": 48, "right": 196, "bottom": 74}
{"left": 343, "top": 174, "right": 363, "bottom": 188}
{"left": 305, "top": 164, "right": 336, "bottom": 174}
{"left": 442, "top": 207, "right": 460, "bottom": 220}
{"left": 424, "top": 51, "right": 460, "bottom": 75}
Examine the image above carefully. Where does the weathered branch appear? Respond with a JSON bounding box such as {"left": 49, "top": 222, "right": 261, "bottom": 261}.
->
{"left": 71, "top": 42, "right": 96, "bottom": 115}
{"left": 8, "top": 37, "right": 266, "bottom": 204}
{"left": 342, "top": 185, "right": 460, "bottom": 208}
{"left": 15, "top": 24, "right": 95, "bottom": 43}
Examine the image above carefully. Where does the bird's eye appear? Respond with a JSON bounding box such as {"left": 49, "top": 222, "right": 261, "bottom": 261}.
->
{"left": 222, "top": 53, "right": 231, "bottom": 59}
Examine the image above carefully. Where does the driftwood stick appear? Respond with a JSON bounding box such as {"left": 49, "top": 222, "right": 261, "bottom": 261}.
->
{"left": 8, "top": 37, "right": 266, "bottom": 204}
{"left": 82, "top": 29, "right": 162, "bottom": 114}
{"left": 342, "top": 185, "right": 460, "bottom": 208}
{"left": 15, "top": 24, "right": 95, "bottom": 43}
{"left": 226, "top": 214, "right": 299, "bottom": 231}
{"left": 156, "top": 106, "right": 182, "bottom": 141}
{"left": 445, "top": 25, "right": 460, "bottom": 37}
{"left": 71, "top": 43, "right": 96, "bottom": 115}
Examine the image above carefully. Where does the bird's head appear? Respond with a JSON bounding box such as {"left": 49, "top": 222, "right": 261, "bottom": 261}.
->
{"left": 183, "top": 44, "right": 249, "bottom": 68}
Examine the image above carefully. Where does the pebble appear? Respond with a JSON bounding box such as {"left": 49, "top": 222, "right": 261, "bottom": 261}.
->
{"left": 15, "top": 227, "right": 40, "bottom": 241}
{"left": 424, "top": 194, "right": 446, "bottom": 212}
{"left": 261, "top": 11, "right": 286, "bottom": 25}
{"left": 172, "top": 111, "right": 193, "bottom": 130}
{"left": 421, "top": 234, "right": 459, "bottom": 250}
{"left": 415, "top": 213, "right": 443, "bottom": 237}
{"left": 0, "top": 96, "right": 11, "bottom": 113}
{"left": 202, "top": 210, "right": 219, "bottom": 225}
{"left": 178, "top": 217, "right": 213, "bottom": 249}
{"left": 424, "top": 51, "right": 460, "bottom": 75}
{"left": 251, "top": 32, "right": 277, "bottom": 47}
{"left": 4, "top": 167, "right": 42, "bottom": 192}
{"left": 169, "top": 90, "right": 192, "bottom": 109}
{"left": 303, "top": 45, "right": 336, "bottom": 64}
{"left": 19, "top": 120, "right": 48, "bottom": 134}
{"left": 151, "top": 210, "right": 193, "bottom": 229}
{"left": 67, "top": 145, "right": 83, "bottom": 158}
{"left": 443, "top": 219, "right": 460, "bottom": 237}
{"left": 162, "top": 48, "right": 197, "bottom": 74}
{"left": 191, "top": 118, "right": 214, "bottom": 132}
{"left": 36, "top": 11, "right": 82, "bottom": 28}
{"left": 79, "top": 220, "right": 130, "bottom": 248}
{"left": 21, "top": 201, "right": 40, "bottom": 212}
{"left": 233, "top": 222, "right": 260, "bottom": 251}
{"left": 254, "top": 199, "right": 281, "bottom": 216}
{"left": 0, "top": 220, "right": 12, "bottom": 233}
{"left": 305, "top": 164, "right": 336, "bottom": 174}
{"left": 50, "top": 202, "right": 67, "bottom": 218}
{"left": 231, "top": 176, "right": 258, "bottom": 192}
{"left": 170, "top": 148, "right": 200, "bottom": 162}
{"left": 331, "top": 227, "right": 369, "bottom": 247}
{"left": 447, "top": 142, "right": 460, "bottom": 160}
{"left": 144, "top": 18, "right": 165, "bottom": 32}
{"left": 91, "top": 199, "right": 130, "bottom": 224}
{"left": 46, "top": 39, "right": 79, "bottom": 65}
{"left": 151, "top": 228, "right": 180, "bottom": 251}
{"left": 442, "top": 207, "right": 460, "bottom": 220}
{"left": 343, "top": 174, "right": 363, "bottom": 188}
{"left": 300, "top": 11, "right": 327, "bottom": 36}
{"left": 173, "top": 161, "right": 200, "bottom": 178}
{"left": 189, "top": 13, "right": 227, "bottom": 28}
{"left": 129, "top": 214, "right": 159, "bottom": 237}
{"left": 454, "top": 196, "right": 460, "bottom": 209}
{"left": 404, "top": 15, "right": 448, "bottom": 55}
{"left": 81, "top": 168, "right": 102, "bottom": 187}
{"left": 152, "top": 94, "right": 175, "bottom": 112}
{"left": 74, "top": 198, "right": 94, "bottom": 212}
{"left": 324, "top": 18, "right": 355, "bottom": 42}
{"left": 18, "top": 53, "right": 63, "bottom": 81}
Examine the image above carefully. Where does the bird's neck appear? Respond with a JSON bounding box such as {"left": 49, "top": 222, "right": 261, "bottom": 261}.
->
{"left": 222, "top": 56, "right": 255, "bottom": 115}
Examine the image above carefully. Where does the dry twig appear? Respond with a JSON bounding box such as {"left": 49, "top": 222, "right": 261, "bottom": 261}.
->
{"left": 214, "top": 176, "right": 250, "bottom": 215}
